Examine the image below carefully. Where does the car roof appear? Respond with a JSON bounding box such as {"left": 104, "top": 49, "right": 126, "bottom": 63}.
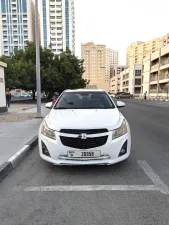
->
{"left": 64, "top": 89, "right": 105, "bottom": 93}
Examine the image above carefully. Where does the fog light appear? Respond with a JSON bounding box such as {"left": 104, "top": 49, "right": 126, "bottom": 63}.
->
{"left": 120, "top": 149, "right": 126, "bottom": 154}
{"left": 42, "top": 141, "right": 51, "bottom": 157}
{"left": 118, "top": 140, "right": 127, "bottom": 157}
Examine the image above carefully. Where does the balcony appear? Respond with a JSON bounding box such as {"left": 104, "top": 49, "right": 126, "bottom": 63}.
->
{"left": 57, "top": 41, "right": 62, "bottom": 45}
{"left": 123, "top": 75, "right": 129, "bottom": 81}
{"left": 159, "top": 74, "right": 169, "bottom": 80}
{"left": 150, "top": 89, "right": 157, "bottom": 93}
{"left": 151, "top": 64, "right": 159, "bottom": 72}
{"left": 158, "top": 89, "right": 166, "bottom": 93}
{"left": 56, "top": 13, "right": 62, "bottom": 17}
{"left": 57, "top": 24, "right": 62, "bottom": 28}
{"left": 123, "top": 83, "right": 129, "bottom": 87}
{"left": 150, "top": 76, "right": 157, "bottom": 82}
{"left": 160, "top": 59, "right": 169, "bottom": 69}
{"left": 56, "top": 19, "right": 62, "bottom": 23}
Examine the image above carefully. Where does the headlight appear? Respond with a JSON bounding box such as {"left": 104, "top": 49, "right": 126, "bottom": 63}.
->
{"left": 112, "top": 119, "right": 127, "bottom": 140}
{"left": 41, "top": 120, "right": 56, "bottom": 140}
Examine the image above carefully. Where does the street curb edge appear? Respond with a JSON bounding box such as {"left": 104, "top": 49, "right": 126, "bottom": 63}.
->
{"left": 0, "top": 136, "right": 38, "bottom": 183}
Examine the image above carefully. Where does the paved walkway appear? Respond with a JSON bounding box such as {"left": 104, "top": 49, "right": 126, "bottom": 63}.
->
{"left": 0, "top": 104, "right": 49, "bottom": 167}
{"left": 8, "top": 103, "right": 36, "bottom": 113}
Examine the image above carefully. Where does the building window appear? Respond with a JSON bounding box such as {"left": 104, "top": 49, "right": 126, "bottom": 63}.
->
{"left": 65, "top": 0, "right": 69, "bottom": 49}
{"left": 22, "top": 0, "right": 27, "bottom": 12}
{"left": 43, "top": 0, "right": 48, "bottom": 48}
{"left": 1, "top": 0, "right": 6, "bottom": 12}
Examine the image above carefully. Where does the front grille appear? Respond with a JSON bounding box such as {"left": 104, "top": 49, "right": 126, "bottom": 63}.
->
{"left": 60, "top": 129, "right": 108, "bottom": 135}
{"left": 60, "top": 136, "right": 108, "bottom": 149}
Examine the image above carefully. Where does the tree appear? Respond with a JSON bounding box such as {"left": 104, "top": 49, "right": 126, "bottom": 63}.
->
{"left": 0, "top": 55, "right": 20, "bottom": 90}
{"left": 0, "top": 42, "right": 88, "bottom": 99}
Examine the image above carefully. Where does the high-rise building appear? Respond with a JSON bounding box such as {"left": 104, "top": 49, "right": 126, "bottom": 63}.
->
{"left": 40, "top": 0, "right": 75, "bottom": 55}
{"left": 110, "top": 49, "right": 119, "bottom": 66}
{"left": 81, "top": 42, "right": 110, "bottom": 92}
{"left": 0, "top": 0, "right": 35, "bottom": 56}
{"left": 126, "top": 33, "right": 169, "bottom": 67}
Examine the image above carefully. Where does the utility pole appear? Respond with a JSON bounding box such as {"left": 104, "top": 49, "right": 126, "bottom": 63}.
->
{"left": 35, "top": 0, "right": 41, "bottom": 117}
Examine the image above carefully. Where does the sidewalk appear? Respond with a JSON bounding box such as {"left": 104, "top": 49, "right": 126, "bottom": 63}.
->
{"left": 0, "top": 104, "right": 49, "bottom": 167}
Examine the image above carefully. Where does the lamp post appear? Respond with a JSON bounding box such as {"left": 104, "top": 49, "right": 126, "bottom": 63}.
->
{"left": 35, "top": 0, "right": 41, "bottom": 117}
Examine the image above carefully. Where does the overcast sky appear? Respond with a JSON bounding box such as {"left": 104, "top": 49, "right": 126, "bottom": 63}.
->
{"left": 74, "top": 0, "right": 169, "bottom": 64}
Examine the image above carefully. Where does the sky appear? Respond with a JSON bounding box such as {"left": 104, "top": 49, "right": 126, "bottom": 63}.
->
{"left": 74, "top": 0, "right": 169, "bottom": 64}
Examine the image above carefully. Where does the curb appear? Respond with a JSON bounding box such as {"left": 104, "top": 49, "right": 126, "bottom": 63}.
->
{"left": 0, "top": 135, "right": 38, "bottom": 182}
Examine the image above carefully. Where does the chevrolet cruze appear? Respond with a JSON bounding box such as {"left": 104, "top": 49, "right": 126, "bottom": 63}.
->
{"left": 39, "top": 89, "right": 131, "bottom": 165}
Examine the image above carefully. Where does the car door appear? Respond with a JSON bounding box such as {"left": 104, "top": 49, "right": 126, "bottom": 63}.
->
{"left": 122, "top": 93, "right": 129, "bottom": 99}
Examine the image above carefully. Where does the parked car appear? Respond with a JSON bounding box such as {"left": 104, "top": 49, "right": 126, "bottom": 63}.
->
{"left": 39, "top": 89, "right": 131, "bottom": 166}
{"left": 109, "top": 93, "right": 115, "bottom": 98}
{"left": 115, "top": 92, "right": 125, "bottom": 97}
{"left": 20, "top": 93, "right": 32, "bottom": 97}
{"left": 13, "top": 93, "right": 21, "bottom": 97}
{"left": 116, "top": 92, "right": 133, "bottom": 99}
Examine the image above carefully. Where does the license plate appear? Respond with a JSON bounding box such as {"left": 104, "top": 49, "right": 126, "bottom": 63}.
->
{"left": 68, "top": 150, "right": 101, "bottom": 158}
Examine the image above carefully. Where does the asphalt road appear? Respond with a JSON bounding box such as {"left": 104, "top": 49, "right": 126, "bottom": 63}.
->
{"left": 1, "top": 99, "right": 169, "bottom": 225}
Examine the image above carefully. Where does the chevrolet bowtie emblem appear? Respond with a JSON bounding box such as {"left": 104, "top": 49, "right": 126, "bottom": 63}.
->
{"left": 78, "top": 133, "right": 87, "bottom": 139}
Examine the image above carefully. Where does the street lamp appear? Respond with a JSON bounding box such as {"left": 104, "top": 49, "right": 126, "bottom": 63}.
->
{"left": 35, "top": 0, "right": 41, "bottom": 117}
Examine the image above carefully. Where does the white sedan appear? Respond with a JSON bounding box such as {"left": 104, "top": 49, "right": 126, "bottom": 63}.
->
{"left": 39, "top": 89, "right": 131, "bottom": 165}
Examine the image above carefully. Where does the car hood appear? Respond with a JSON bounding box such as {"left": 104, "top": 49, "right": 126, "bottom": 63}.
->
{"left": 45, "top": 108, "right": 123, "bottom": 131}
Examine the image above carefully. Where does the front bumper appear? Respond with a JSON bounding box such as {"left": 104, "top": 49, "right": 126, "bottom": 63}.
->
{"left": 38, "top": 125, "right": 131, "bottom": 166}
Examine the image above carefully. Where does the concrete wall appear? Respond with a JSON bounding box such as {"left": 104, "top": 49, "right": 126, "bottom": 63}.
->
{"left": 142, "top": 56, "right": 150, "bottom": 95}
{"left": 161, "top": 45, "right": 169, "bottom": 57}
{"left": 129, "top": 68, "right": 134, "bottom": 93}
{"left": 0, "top": 62, "right": 7, "bottom": 113}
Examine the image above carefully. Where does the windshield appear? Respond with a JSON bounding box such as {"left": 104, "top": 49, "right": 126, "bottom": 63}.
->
{"left": 54, "top": 91, "right": 115, "bottom": 109}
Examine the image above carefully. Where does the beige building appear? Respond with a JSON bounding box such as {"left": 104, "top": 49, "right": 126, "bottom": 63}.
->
{"left": 81, "top": 42, "right": 110, "bottom": 91}
{"left": 109, "top": 65, "right": 126, "bottom": 93}
{"left": 126, "top": 33, "right": 169, "bottom": 67}
{"left": 142, "top": 44, "right": 169, "bottom": 97}
{"left": 120, "top": 64, "right": 142, "bottom": 96}
{"left": 110, "top": 74, "right": 121, "bottom": 93}
{"left": 110, "top": 65, "right": 126, "bottom": 77}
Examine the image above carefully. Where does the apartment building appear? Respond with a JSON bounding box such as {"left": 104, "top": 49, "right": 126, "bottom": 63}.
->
{"left": 40, "top": 0, "right": 75, "bottom": 55}
{"left": 110, "top": 65, "right": 126, "bottom": 78}
{"left": 142, "top": 44, "right": 169, "bottom": 97}
{"left": 110, "top": 49, "right": 119, "bottom": 66}
{"left": 0, "top": 0, "right": 35, "bottom": 56}
{"left": 81, "top": 42, "right": 110, "bottom": 92}
{"left": 120, "top": 64, "right": 142, "bottom": 95}
{"left": 109, "top": 74, "right": 121, "bottom": 94}
{"left": 109, "top": 65, "right": 126, "bottom": 93}
{"left": 126, "top": 33, "right": 169, "bottom": 67}
{"left": 126, "top": 42, "right": 144, "bottom": 67}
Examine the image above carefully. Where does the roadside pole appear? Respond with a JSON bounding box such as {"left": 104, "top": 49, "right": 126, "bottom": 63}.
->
{"left": 35, "top": 0, "right": 41, "bottom": 117}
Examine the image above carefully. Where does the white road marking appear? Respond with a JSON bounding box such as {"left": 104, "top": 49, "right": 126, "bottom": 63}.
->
{"left": 138, "top": 160, "right": 169, "bottom": 194}
{"left": 23, "top": 185, "right": 157, "bottom": 192}
{"left": 17, "top": 160, "right": 169, "bottom": 195}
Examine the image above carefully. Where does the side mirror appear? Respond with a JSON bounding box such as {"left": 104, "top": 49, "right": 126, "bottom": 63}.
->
{"left": 116, "top": 101, "right": 125, "bottom": 108}
{"left": 45, "top": 102, "right": 53, "bottom": 109}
